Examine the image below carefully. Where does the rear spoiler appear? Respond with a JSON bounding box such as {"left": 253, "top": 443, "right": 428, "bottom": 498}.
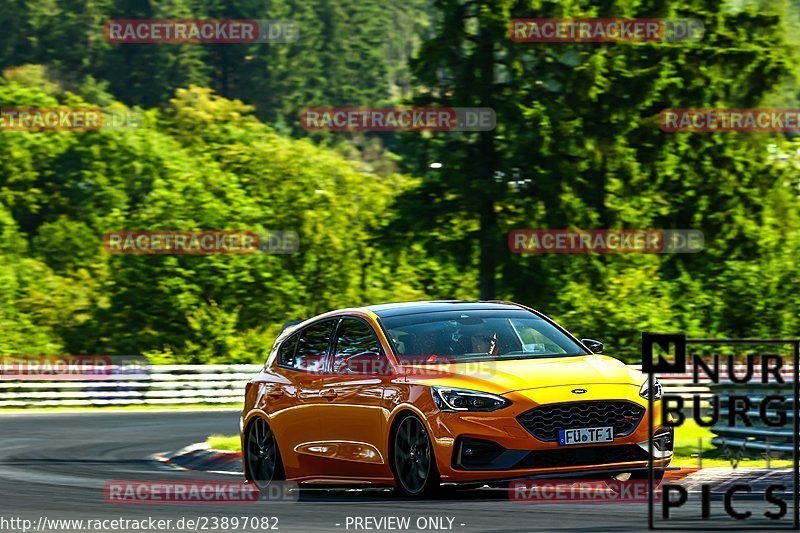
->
{"left": 280, "top": 319, "right": 304, "bottom": 334}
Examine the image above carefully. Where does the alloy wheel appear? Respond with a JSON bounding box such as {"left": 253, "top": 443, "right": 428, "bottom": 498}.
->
{"left": 246, "top": 418, "right": 279, "bottom": 489}
{"left": 393, "top": 415, "right": 434, "bottom": 495}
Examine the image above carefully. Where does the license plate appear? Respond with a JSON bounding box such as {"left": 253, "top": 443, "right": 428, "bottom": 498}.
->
{"left": 558, "top": 427, "right": 613, "bottom": 446}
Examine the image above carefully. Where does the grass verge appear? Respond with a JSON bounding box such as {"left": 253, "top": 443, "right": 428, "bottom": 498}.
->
{"left": 672, "top": 419, "right": 792, "bottom": 468}
{"left": 207, "top": 434, "right": 242, "bottom": 451}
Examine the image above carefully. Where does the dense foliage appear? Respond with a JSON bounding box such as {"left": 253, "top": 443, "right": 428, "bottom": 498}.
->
{"left": 0, "top": 0, "right": 798, "bottom": 362}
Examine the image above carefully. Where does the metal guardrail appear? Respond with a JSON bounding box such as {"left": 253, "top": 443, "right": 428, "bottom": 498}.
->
{"left": 650, "top": 361, "right": 796, "bottom": 455}
{"left": 629, "top": 364, "right": 711, "bottom": 398}
{"left": 709, "top": 380, "right": 795, "bottom": 454}
{"left": 640, "top": 334, "right": 800, "bottom": 458}
{"left": 0, "top": 363, "right": 693, "bottom": 408}
{"left": 0, "top": 364, "right": 261, "bottom": 407}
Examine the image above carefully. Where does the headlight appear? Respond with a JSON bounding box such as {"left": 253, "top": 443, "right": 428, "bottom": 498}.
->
{"left": 431, "top": 387, "right": 511, "bottom": 412}
{"left": 639, "top": 377, "right": 663, "bottom": 400}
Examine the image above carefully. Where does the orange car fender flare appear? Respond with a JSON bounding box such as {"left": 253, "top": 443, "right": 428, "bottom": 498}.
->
{"left": 385, "top": 402, "right": 436, "bottom": 450}
{"left": 241, "top": 408, "right": 272, "bottom": 444}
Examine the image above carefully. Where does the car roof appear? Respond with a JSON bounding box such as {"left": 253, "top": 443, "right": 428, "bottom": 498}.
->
{"left": 363, "top": 300, "right": 525, "bottom": 318}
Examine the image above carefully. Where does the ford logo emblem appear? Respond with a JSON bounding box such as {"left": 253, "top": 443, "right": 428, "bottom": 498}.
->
{"left": 571, "top": 388, "right": 587, "bottom": 394}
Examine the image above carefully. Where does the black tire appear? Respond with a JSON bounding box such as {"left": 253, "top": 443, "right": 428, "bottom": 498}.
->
{"left": 391, "top": 413, "right": 441, "bottom": 498}
{"left": 244, "top": 417, "right": 285, "bottom": 490}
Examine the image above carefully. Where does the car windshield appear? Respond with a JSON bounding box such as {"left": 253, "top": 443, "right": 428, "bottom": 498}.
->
{"left": 381, "top": 309, "right": 588, "bottom": 364}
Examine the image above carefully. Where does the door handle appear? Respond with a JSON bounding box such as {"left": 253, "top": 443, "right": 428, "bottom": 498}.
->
{"left": 320, "top": 389, "right": 338, "bottom": 400}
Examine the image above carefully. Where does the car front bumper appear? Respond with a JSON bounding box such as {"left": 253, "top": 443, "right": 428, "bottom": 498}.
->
{"left": 423, "top": 384, "right": 672, "bottom": 482}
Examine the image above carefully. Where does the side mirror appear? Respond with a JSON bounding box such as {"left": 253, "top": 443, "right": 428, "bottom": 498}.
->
{"left": 581, "top": 339, "right": 603, "bottom": 354}
{"left": 344, "top": 352, "right": 391, "bottom": 375}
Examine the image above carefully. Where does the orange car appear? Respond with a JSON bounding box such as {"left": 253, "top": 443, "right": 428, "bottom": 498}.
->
{"left": 241, "top": 301, "right": 671, "bottom": 497}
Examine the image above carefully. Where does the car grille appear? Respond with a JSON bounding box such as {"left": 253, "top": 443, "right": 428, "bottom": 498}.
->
{"left": 517, "top": 401, "right": 645, "bottom": 442}
{"left": 515, "top": 444, "right": 649, "bottom": 469}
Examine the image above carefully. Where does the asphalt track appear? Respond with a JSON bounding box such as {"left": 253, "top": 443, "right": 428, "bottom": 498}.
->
{"left": 0, "top": 410, "right": 790, "bottom": 532}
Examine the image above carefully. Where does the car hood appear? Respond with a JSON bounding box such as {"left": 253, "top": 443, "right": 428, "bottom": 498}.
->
{"left": 400, "top": 354, "right": 643, "bottom": 395}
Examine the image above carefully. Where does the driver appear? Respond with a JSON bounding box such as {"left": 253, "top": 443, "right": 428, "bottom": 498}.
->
{"left": 470, "top": 332, "right": 498, "bottom": 356}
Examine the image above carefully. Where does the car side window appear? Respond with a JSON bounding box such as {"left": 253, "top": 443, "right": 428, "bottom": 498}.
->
{"left": 277, "top": 332, "right": 300, "bottom": 368}
{"left": 292, "top": 320, "right": 336, "bottom": 373}
{"left": 332, "top": 318, "right": 386, "bottom": 375}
